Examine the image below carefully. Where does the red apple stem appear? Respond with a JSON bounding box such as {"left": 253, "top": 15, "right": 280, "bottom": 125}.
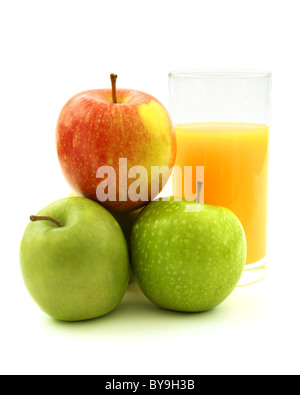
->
{"left": 30, "top": 215, "right": 63, "bottom": 228}
{"left": 110, "top": 73, "right": 118, "bottom": 103}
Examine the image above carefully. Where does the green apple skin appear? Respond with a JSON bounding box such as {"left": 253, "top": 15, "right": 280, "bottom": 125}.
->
{"left": 69, "top": 192, "right": 143, "bottom": 282}
{"left": 110, "top": 208, "right": 143, "bottom": 248}
{"left": 131, "top": 200, "right": 247, "bottom": 312}
{"left": 20, "top": 197, "right": 130, "bottom": 321}
{"left": 111, "top": 208, "right": 143, "bottom": 283}
{"left": 70, "top": 191, "right": 142, "bottom": 248}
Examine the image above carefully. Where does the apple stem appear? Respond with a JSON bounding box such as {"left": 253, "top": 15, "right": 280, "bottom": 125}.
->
{"left": 30, "top": 215, "right": 63, "bottom": 228}
{"left": 196, "top": 181, "right": 203, "bottom": 204}
{"left": 110, "top": 73, "right": 118, "bottom": 103}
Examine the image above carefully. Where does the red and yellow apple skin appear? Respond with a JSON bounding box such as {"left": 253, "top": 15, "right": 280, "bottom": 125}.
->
{"left": 56, "top": 89, "right": 176, "bottom": 212}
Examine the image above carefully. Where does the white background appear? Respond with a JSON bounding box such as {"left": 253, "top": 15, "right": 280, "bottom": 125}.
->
{"left": 1, "top": 0, "right": 300, "bottom": 375}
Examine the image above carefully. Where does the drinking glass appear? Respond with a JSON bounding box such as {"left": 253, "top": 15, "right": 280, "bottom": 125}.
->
{"left": 169, "top": 70, "right": 272, "bottom": 286}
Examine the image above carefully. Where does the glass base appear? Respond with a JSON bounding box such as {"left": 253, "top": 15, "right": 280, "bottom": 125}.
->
{"left": 238, "top": 258, "right": 266, "bottom": 287}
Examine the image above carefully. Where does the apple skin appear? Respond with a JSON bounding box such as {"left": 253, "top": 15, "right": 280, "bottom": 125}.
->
{"left": 20, "top": 197, "right": 130, "bottom": 321}
{"left": 131, "top": 199, "right": 246, "bottom": 312}
{"left": 111, "top": 208, "right": 143, "bottom": 249}
{"left": 56, "top": 89, "right": 176, "bottom": 212}
{"left": 68, "top": 191, "right": 142, "bottom": 282}
{"left": 111, "top": 207, "right": 144, "bottom": 283}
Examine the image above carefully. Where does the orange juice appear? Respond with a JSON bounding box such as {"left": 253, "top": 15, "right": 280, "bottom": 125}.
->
{"left": 173, "top": 122, "right": 269, "bottom": 265}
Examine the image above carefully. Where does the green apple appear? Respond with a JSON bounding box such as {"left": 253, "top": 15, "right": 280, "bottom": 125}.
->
{"left": 131, "top": 199, "right": 246, "bottom": 312}
{"left": 110, "top": 208, "right": 143, "bottom": 283}
{"left": 69, "top": 191, "right": 143, "bottom": 248}
{"left": 110, "top": 208, "right": 143, "bottom": 248}
{"left": 20, "top": 197, "right": 130, "bottom": 321}
{"left": 69, "top": 191, "right": 142, "bottom": 282}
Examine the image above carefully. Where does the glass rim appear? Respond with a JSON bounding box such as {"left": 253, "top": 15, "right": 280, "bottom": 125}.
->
{"left": 169, "top": 69, "right": 272, "bottom": 79}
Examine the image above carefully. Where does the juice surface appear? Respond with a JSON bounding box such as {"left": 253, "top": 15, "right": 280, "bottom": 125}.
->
{"left": 173, "top": 122, "right": 269, "bottom": 265}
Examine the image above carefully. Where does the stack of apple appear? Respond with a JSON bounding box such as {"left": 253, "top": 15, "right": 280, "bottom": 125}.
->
{"left": 20, "top": 75, "right": 246, "bottom": 322}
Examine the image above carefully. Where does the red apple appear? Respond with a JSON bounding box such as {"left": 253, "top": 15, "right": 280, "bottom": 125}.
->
{"left": 56, "top": 75, "right": 176, "bottom": 212}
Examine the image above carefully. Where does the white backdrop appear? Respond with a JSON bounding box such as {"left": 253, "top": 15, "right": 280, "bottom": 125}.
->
{"left": 1, "top": 0, "right": 299, "bottom": 375}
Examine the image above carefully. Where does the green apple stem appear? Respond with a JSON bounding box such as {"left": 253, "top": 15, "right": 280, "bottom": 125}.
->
{"left": 196, "top": 181, "right": 203, "bottom": 204}
{"left": 30, "top": 215, "right": 63, "bottom": 228}
{"left": 110, "top": 73, "right": 118, "bottom": 103}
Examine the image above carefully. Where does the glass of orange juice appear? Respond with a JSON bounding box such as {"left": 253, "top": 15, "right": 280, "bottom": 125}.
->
{"left": 169, "top": 70, "right": 272, "bottom": 286}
